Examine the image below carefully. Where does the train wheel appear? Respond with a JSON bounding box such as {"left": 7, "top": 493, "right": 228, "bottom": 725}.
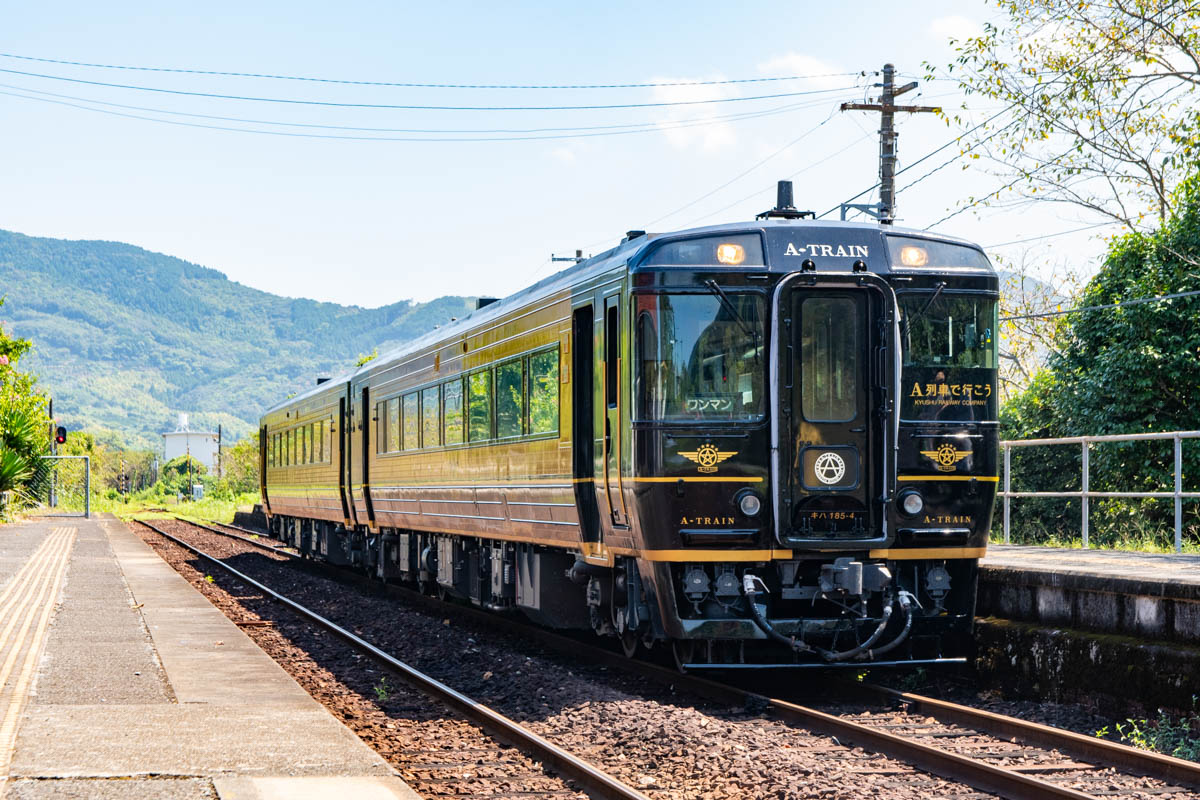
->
{"left": 672, "top": 640, "right": 696, "bottom": 672}
{"left": 620, "top": 631, "right": 639, "bottom": 659}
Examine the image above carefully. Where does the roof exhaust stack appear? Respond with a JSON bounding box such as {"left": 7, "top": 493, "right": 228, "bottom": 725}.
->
{"left": 757, "top": 180, "right": 816, "bottom": 221}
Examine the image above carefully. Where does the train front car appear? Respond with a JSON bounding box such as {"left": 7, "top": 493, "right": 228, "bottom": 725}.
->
{"left": 623, "top": 219, "right": 998, "bottom": 668}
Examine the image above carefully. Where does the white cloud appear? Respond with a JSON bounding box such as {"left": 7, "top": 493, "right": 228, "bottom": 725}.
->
{"left": 756, "top": 53, "right": 847, "bottom": 90}
{"left": 929, "top": 15, "right": 982, "bottom": 42}
{"left": 549, "top": 146, "right": 576, "bottom": 164}
{"left": 650, "top": 76, "right": 739, "bottom": 153}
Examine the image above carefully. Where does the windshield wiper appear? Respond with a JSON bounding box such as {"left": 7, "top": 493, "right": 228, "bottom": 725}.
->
{"left": 704, "top": 279, "right": 756, "bottom": 340}
{"left": 901, "top": 280, "right": 946, "bottom": 341}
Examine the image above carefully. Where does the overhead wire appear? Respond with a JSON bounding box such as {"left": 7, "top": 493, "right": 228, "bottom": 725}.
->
{"left": 0, "top": 67, "right": 857, "bottom": 111}
{"left": 0, "top": 88, "right": 833, "bottom": 142}
{"left": 0, "top": 80, "right": 829, "bottom": 137}
{"left": 818, "top": 106, "right": 1016, "bottom": 219}
{"left": 642, "top": 107, "right": 839, "bottom": 227}
{"left": 985, "top": 222, "right": 1119, "bottom": 249}
{"left": 1001, "top": 289, "right": 1200, "bottom": 322}
{"left": 0, "top": 52, "right": 856, "bottom": 90}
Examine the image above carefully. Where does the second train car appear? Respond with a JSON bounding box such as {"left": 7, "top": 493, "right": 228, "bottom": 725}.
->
{"left": 259, "top": 183, "right": 999, "bottom": 668}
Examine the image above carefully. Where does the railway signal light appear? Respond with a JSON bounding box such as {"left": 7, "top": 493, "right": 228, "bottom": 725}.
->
{"left": 54, "top": 426, "right": 67, "bottom": 445}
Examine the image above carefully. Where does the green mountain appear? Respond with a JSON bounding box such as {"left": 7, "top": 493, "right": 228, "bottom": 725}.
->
{"left": 0, "top": 229, "right": 474, "bottom": 451}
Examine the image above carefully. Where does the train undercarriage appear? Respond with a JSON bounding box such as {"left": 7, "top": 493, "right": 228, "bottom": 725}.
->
{"left": 268, "top": 515, "right": 976, "bottom": 669}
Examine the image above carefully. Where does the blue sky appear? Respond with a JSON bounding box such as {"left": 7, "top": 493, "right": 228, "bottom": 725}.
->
{"left": 1, "top": 1, "right": 1117, "bottom": 305}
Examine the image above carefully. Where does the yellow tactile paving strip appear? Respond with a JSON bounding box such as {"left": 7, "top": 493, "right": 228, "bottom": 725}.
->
{"left": 0, "top": 527, "right": 76, "bottom": 798}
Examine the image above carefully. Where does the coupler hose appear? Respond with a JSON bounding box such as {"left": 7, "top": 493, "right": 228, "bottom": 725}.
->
{"left": 743, "top": 574, "right": 814, "bottom": 654}
{"left": 742, "top": 574, "right": 914, "bottom": 662}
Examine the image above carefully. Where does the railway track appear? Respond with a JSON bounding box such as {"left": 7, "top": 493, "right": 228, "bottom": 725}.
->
{"left": 150, "top": 516, "right": 1200, "bottom": 799}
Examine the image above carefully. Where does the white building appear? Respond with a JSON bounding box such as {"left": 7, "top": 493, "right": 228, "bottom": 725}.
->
{"left": 162, "top": 413, "right": 219, "bottom": 472}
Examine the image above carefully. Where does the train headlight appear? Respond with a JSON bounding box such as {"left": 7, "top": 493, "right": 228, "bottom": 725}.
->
{"left": 899, "top": 490, "right": 925, "bottom": 516}
{"left": 716, "top": 243, "right": 746, "bottom": 265}
{"left": 899, "top": 245, "right": 929, "bottom": 267}
{"left": 737, "top": 491, "right": 762, "bottom": 517}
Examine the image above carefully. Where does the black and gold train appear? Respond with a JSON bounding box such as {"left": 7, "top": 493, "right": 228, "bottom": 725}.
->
{"left": 259, "top": 183, "right": 999, "bottom": 668}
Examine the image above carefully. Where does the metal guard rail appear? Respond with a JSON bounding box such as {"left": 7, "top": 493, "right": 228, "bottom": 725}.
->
{"left": 999, "top": 431, "right": 1200, "bottom": 552}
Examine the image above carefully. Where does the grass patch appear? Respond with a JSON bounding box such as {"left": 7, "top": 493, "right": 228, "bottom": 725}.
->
{"left": 1097, "top": 701, "right": 1200, "bottom": 763}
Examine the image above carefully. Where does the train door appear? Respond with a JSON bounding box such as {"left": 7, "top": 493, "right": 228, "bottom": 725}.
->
{"left": 778, "top": 280, "right": 887, "bottom": 546}
{"left": 337, "top": 395, "right": 351, "bottom": 523}
{"left": 360, "top": 385, "right": 375, "bottom": 526}
{"left": 601, "top": 292, "right": 629, "bottom": 527}
{"left": 258, "top": 424, "right": 269, "bottom": 514}
{"left": 572, "top": 304, "right": 602, "bottom": 547}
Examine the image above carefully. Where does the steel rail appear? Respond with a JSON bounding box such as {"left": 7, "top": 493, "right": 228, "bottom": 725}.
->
{"left": 204, "top": 516, "right": 1200, "bottom": 792}
{"left": 170, "top": 517, "right": 1160, "bottom": 800}
{"left": 137, "top": 519, "right": 650, "bottom": 800}
{"left": 856, "top": 682, "right": 1200, "bottom": 792}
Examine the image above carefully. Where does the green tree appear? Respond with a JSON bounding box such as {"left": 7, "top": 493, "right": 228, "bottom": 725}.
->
{"left": 0, "top": 297, "right": 50, "bottom": 510}
{"left": 933, "top": 0, "right": 1200, "bottom": 228}
{"left": 217, "top": 433, "right": 260, "bottom": 495}
{"left": 1002, "top": 168, "right": 1200, "bottom": 545}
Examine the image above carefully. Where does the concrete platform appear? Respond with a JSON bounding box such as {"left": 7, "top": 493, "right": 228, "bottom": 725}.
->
{"left": 979, "top": 543, "right": 1200, "bottom": 645}
{"left": 0, "top": 516, "right": 419, "bottom": 800}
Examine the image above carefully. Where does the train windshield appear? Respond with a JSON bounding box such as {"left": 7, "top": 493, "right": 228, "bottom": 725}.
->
{"left": 634, "top": 292, "right": 766, "bottom": 421}
{"left": 900, "top": 292, "right": 998, "bottom": 369}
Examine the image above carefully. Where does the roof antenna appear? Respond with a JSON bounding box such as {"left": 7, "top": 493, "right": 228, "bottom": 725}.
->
{"left": 757, "top": 180, "right": 815, "bottom": 220}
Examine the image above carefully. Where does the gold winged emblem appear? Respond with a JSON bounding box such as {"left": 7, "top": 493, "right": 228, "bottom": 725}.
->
{"left": 920, "top": 443, "right": 971, "bottom": 473}
{"left": 679, "top": 443, "right": 738, "bottom": 474}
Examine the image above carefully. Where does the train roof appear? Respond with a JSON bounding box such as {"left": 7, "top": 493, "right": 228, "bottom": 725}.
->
{"left": 264, "top": 219, "right": 990, "bottom": 415}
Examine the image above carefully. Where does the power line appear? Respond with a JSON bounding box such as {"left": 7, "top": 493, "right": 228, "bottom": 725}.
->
{"left": 1001, "top": 289, "right": 1200, "bottom": 322}
{"left": 642, "top": 108, "right": 838, "bottom": 227}
{"left": 0, "top": 67, "right": 856, "bottom": 111}
{"left": 985, "top": 222, "right": 1119, "bottom": 249}
{"left": 0, "top": 88, "right": 827, "bottom": 142}
{"left": 819, "top": 106, "right": 1015, "bottom": 218}
{"left": 681, "top": 130, "right": 874, "bottom": 228}
{"left": 0, "top": 52, "right": 856, "bottom": 90}
{"left": 0, "top": 80, "right": 824, "bottom": 137}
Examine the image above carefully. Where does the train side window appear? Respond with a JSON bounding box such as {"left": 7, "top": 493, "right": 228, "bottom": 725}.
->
{"left": 443, "top": 379, "right": 464, "bottom": 445}
{"left": 301, "top": 425, "right": 309, "bottom": 464}
{"left": 422, "top": 386, "right": 441, "bottom": 448}
{"left": 284, "top": 430, "right": 291, "bottom": 466}
{"left": 324, "top": 418, "right": 332, "bottom": 461}
{"left": 313, "top": 421, "right": 322, "bottom": 462}
{"left": 274, "top": 433, "right": 280, "bottom": 467}
{"left": 402, "top": 393, "right": 419, "bottom": 450}
{"left": 467, "top": 371, "right": 492, "bottom": 442}
{"left": 496, "top": 360, "right": 524, "bottom": 438}
{"left": 387, "top": 398, "right": 400, "bottom": 453}
{"left": 376, "top": 402, "right": 387, "bottom": 454}
{"left": 528, "top": 347, "right": 559, "bottom": 435}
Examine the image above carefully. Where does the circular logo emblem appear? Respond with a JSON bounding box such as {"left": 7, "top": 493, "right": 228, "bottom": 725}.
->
{"left": 934, "top": 443, "right": 959, "bottom": 467}
{"left": 813, "top": 452, "right": 847, "bottom": 485}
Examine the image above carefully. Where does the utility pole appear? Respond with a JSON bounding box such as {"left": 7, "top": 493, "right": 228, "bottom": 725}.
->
{"left": 840, "top": 63, "right": 940, "bottom": 224}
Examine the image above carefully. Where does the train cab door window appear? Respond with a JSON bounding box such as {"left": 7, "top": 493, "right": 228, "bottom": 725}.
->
{"left": 496, "top": 360, "right": 524, "bottom": 438}
{"left": 528, "top": 347, "right": 559, "bottom": 435}
{"left": 402, "top": 393, "right": 419, "bottom": 450}
{"left": 443, "top": 379, "right": 464, "bottom": 445}
{"left": 801, "top": 298, "right": 858, "bottom": 423}
{"left": 387, "top": 398, "right": 401, "bottom": 452}
{"left": 422, "top": 386, "right": 441, "bottom": 448}
{"left": 605, "top": 306, "right": 619, "bottom": 408}
{"left": 467, "top": 371, "right": 493, "bottom": 442}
